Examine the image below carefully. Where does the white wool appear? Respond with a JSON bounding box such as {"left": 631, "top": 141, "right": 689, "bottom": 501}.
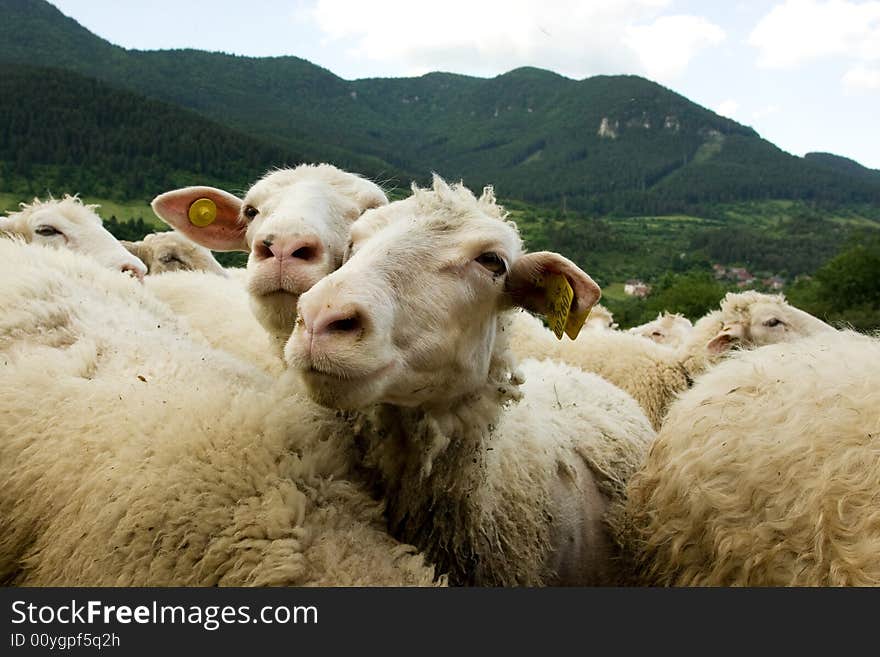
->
{"left": 509, "top": 291, "right": 834, "bottom": 430}
{"left": 143, "top": 270, "right": 284, "bottom": 376}
{"left": 584, "top": 304, "right": 617, "bottom": 331}
{"left": 0, "top": 240, "right": 441, "bottom": 586}
{"left": 508, "top": 312, "right": 695, "bottom": 430}
{"left": 625, "top": 330, "right": 880, "bottom": 586}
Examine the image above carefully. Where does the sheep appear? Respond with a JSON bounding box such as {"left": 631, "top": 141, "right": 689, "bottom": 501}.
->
{"left": 285, "top": 176, "right": 656, "bottom": 586}
{"left": 623, "top": 329, "right": 880, "bottom": 586}
{"left": 225, "top": 266, "right": 249, "bottom": 283}
{"left": 142, "top": 270, "right": 284, "bottom": 375}
{"left": 508, "top": 310, "right": 714, "bottom": 430}
{"left": 585, "top": 303, "right": 618, "bottom": 331}
{"left": 0, "top": 240, "right": 442, "bottom": 587}
{"left": 628, "top": 311, "right": 692, "bottom": 347}
{"left": 0, "top": 194, "right": 146, "bottom": 278}
{"left": 122, "top": 231, "right": 226, "bottom": 276}
{"left": 151, "top": 163, "right": 387, "bottom": 354}
{"left": 509, "top": 292, "right": 834, "bottom": 430}
{"left": 705, "top": 290, "right": 835, "bottom": 354}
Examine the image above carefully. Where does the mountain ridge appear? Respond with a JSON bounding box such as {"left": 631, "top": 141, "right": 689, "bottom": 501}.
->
{"left": 1, "top": 0, "right": 879, "bottom": 213}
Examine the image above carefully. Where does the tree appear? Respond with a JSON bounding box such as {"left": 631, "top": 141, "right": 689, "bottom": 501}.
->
{"left": 787, "top": 235, "right": 880, "bottom": 331}
{"left": 642, "top": 271, "right": 728, "bottom": 323}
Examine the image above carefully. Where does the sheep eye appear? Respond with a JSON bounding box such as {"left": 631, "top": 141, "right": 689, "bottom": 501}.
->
{"left": 159, "top": 253, "right": 182, "bottom": 265}
{"left": 243, "top": 205, "right": 259, "bottom": 220}
{"left": 476, "top": 251, "right": 506, "bottom": 275}
{"left": 35, "top": 226, "right": 61, "bottom": 237}
{"left": 763, "top": 318, "right": 784, "bottom": 328}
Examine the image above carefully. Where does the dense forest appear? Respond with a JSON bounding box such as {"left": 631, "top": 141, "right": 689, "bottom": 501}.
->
{"left": 0, "top": 64, "right": 308, "bottom": 198}
{"left": 2, "top": 0, "right": 880, "bottom": 214}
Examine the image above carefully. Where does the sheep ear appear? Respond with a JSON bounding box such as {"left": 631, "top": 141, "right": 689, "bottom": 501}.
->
{"left": 120, "top": 240, "right": 145, "bottom": 264}
{"left": 706, "top": 323, "right": 744, "bottom": 355}
{"left": 507, "top": 251, "right": 601, "bottom": 340}
{"left": 346, "top": 180, "right": 387, "bottom": 215}
{"left": 318, "top": 166, "right": 388, "bottom": 217}
{"left": 151, "top": 186, "right": 248, "bottom": 252}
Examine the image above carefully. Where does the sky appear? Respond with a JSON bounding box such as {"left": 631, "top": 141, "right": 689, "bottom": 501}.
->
{"left": 49, "top": 0, "right": 880, "bottom": 169}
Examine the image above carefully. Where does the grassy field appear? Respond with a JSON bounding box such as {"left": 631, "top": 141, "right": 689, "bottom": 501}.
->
{"left": 716, "top": 199, "right": 880, "bottom": 228}
{"left": 1, "top": 191, "right": 162, "bottom": 228}
{"left": 4, "top": 188, "right": 878, "bottom": 291}
{"left": 601, "top": 283, "right": 629, "bottom": 302}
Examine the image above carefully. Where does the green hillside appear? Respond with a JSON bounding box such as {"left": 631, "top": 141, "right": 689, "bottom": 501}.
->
{"left": 803, "top": 152, "right": 880, "bottom": 181}
{"left": 0, "top": 0, "right": 877, "bottom": 329}
{"left": 0, "top": 64, "right": 311, "bottom": 199}
{"left": 2, "top": 0, "right": 879, "bottom": 213}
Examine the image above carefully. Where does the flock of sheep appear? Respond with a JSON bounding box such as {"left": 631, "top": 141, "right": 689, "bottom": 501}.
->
{"left": 1, "top": 163, "right": 877, "bottom": 587}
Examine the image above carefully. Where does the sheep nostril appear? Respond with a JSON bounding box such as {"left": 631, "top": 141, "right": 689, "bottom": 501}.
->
{"left": 326, "top": 315, "right": 361, "bottom": 334}
{"left": 292, "top": 246, "right": 316, "bottom": 261}
{"left": 255, "top": 241, "right": 273, "bottom": 260}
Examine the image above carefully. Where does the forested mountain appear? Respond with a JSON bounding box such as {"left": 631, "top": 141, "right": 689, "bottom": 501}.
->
{"left": 803, "top": 152, "right": 880, "bottom": 182}
{"left": 0, "top": 64, "right": 309, "bottom": 198}
{"left": 2, "top": 0, "right": 879, "bottom": 213}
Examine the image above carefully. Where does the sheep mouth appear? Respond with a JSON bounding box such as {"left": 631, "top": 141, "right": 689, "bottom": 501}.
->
{"left": 302, "top": 360, "right": 394, "bottom": 382}
{"left": 252, "top": 284, "right": 305, "bottom": 297}
{"left": 248, "top": 261, "right": 326, "bottom": 297}
{"left": 295, "top": 361, "right": 395, "bottom": 410}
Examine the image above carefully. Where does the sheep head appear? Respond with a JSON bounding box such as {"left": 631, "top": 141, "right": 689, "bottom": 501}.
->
{"left": 706, "top": 291, "right": 834, "bottom": 355}
{"left": 151, "top": 164, "right": 388, "bottom": 349}
{"left": 287, "top": 175, "right": 600, "bottom": 411}
{"left": 3, "top": 195, "right": 146, "bottom": 279}
{"left": 630, "top": 312, "right": 693, "bottom": 347}
{"left": 124, "top": 232, "right": 226, "bottom": 276}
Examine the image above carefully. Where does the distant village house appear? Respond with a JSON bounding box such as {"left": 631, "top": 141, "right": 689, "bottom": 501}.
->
{"left": 624, "top": 279, "right": 651, "bottom": 298}
{"left": 713, "top": 263, "right": 784, "bottom": 290}
{"left": 762, "top": 276, "right": 786, "bottom": 291}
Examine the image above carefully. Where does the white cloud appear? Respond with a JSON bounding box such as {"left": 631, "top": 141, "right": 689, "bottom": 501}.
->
{"left": 843, "top": 64, "right": 880, "bottom": 90}
{"left": 714, "top": 99, "right": 740, "bottom": 118}
{"left": 310, "top": 0, "right": 723, "bottom": 81}
{"left": 749, "top": 0, "right": 880, "bottom": 69}
{"left": 623, "top": 15, "right": 726, "bottom": 81}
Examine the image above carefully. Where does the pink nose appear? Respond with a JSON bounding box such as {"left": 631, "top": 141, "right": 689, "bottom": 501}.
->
{"left": 254, "top": 235, "right": 322, "bottom": 263}
{"left": 301, "top": 304, "right": 367, "bottom": 340}
{"left": 121, "top": 263, "right": 145, "bottom": 281}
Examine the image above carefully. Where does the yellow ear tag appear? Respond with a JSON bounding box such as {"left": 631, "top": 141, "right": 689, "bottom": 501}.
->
{"left": 188, "top": 198, "right": 217, "bottom": 227}
{"left": 539, "top": 273, "right": 574, "bottom": 340}
{"left": 565, "top": 305, "right": 589, "bottom": 341}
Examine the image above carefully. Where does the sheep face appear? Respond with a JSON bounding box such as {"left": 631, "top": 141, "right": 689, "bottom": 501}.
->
{"left": 706, "top": 292, "right": 834, "bottom": 354}
{"left": 242, "top": 177, "right": 361, "bottom": 308}
{"left": 630, "top": 312, "right": 692, "bottom": 347}
{"left": 123, "top": 232, "right": 226, "bottom": 276}
{"left": 0, "top": 196, "right": 146, "bottom": 279}
{"left": 287, "top": 177, "right": 600, "bottom": 411}
{"left": 151, "top": 165, "right": 387, "bottom": 346}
